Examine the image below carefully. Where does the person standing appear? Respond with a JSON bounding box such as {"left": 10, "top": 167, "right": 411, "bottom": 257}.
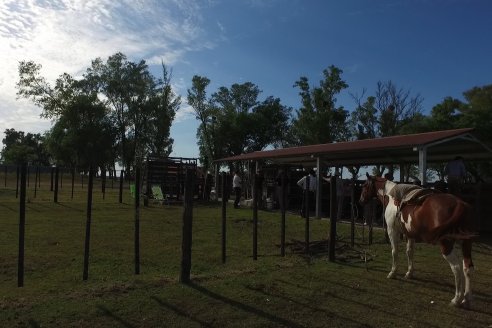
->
{"left": 445, "top": 156, "right": 466, "bottom": 195}
{"left": 233, "top": 171, "right": 242, "bottom": 208}
{"left": 297, "top": 169, "right": 317, "bottom": 217}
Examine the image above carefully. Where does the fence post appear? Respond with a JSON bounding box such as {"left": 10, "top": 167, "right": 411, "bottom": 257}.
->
{"left": 83, "top": 166, "right": 94, "bottom": 280}
{"left": 280, "top": 172, "right": 286, "bottom": 257}
{"left": 50, "top": 167, "right": 54, "bottom": 191}
{"left": 180, "top": 168, "right": 194, "bottom": 283}
{"left": 350, "top": 180, "right": 355, "bottom": 247}
{"left": 305, "top": 175, "right": 310, "bottom": 254}
{"left": 4, "top": 165, "right": 7, "bottom": 187}
{"left": 16, "top": 165, "right": 19, "bottom": 198}
{"left": 119, "top": 170, "right": 124, "bottom": 204}
{"left": 221, "top": 172, "right": 227, "bottom": 263}
{"left": 54, "top": 166, "right": 59, "bottom": 203}
{"left": 329, "top": 176, "right": 337, "bottom": 262}
{"left": 71, "top": 168, "right": 75, "bottom": 199}
{"left": 135, "top": 166, "right": 141, "bottom": 275}
{"left": 18, "top": 163, "right": 27, "bottom": 287}
{"left": 253, "top": 173, "right": 258, "bottom": 260}
{"left": 34, "top": 166, "right": 39, "bottom": 198}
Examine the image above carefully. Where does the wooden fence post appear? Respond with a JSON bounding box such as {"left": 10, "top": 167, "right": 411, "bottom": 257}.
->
{"left": 54, "top": 166, "right": 59, "bottom": 203}
{"left": 253, "top": 173, "right": 258, "bottom": 260}
{"left": 329, "top": 176, "right": 337, "bottom": 262}
{"left": 18, "top": 163, "right": 27, "bottom": 287}
{"left": 16, "top": 165, "right": 19, "bottom": 198}
{"left": 305, "top": 175, "right": 310, "bottom": 254}
{"left": 34, "top": 166, "right": 39, "bottom": 198}
{"left": 180, "top": 168, "right": 194, "bottom": 283}
{"left": 221, "top": 172, "right": 227, "bottom": 263}
{"left": 71, "top": 168, "right": 75, "bottom": 199}
{"left": 280, "top": 172, "right": 286, "bottom": 257}
{"left": 83, "top": 166, "right": 94, "bottom": 280}
{"left": 119, "top": 170, "right": 124, "bottom": 204}
{"left": 135, "top": 166, "right": 141, "bottom": 275}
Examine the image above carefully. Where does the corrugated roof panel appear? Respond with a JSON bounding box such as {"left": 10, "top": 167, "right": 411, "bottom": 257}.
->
{"left": 217, "top": 128, "right": 478, "bottom": 163}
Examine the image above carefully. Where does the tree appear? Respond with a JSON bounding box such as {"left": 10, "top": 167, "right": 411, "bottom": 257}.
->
{"left": 1, "top": 129, "right": 50, "bottom": 165}
{"left": 44, "top": 94, "right": 116, "bottom": 168}
{"left": 85, "top": 53, "right": 179, "bottom": 170}
{"left": 17, "top": 53, "right": 179, "bottom": 173}
{"left": 350, "top": 81, "right": 424, "bottom": 177}
{"left": 188, "top": 77, "right": 292, "bottom": 171}
{"left": 290, "top": 65, "right": 349, "bottom": 145}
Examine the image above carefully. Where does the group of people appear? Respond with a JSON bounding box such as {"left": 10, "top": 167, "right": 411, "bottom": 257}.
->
{"left": 229, "top": 156, "right": 467, "bottom": 212}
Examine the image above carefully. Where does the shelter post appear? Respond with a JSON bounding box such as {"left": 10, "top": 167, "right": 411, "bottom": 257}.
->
{"left": 418, "top": 147, "right": 428, "bottom": 186}
{"left": 280, "top": 172, "right": 286, "bottom": 257}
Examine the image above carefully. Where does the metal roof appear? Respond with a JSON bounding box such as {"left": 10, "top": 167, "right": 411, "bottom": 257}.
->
{"left": 217, "top": 128, "right": 492, "bottom": 166}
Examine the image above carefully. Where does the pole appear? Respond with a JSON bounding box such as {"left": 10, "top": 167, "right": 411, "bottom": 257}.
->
{"left": 18, "top": 163, "right": 27, "bottom": 287}
{"left": 253, "top": 173, "right": 258, "bottom": 260}
{"left": 82, "top": 166, "right": 94, "bottom": 280}
{"left": 221, "top": 172, "right": 227, "bottom": 263}
{"left": 305, "top": 175, "right": 310, "bottom": 254}
{"left": 54, "top": 166, "right": 59, "bottom": 203}
{"left": 134, "top": 166, "right": 141, "bottom": 274}
{"left": 280, "top": 172, "right": 286, "bottom": 257}
{"left": 329, "top": 176, "right": 337, "bottom": 262}
{"left": 119, "top": 170, "right": 124, "bottom": 204}
{"left": 180, "top": 168, "right": 194, "bottom": 283}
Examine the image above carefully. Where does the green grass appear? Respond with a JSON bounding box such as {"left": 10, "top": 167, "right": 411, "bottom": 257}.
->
{"left": 1, "top": 173, "right": 492, "bottom": 327}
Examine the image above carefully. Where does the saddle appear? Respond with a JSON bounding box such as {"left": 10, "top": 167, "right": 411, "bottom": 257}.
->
{"left": 397, "top": 188, "right": 441, "bottom": 229}
{"left": 401, "top": 188, "right": 440, "bottom": 207}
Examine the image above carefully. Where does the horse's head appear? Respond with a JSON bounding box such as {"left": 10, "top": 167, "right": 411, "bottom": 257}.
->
{"left": 359, "top": 173, "right": 383, "bottom": 205}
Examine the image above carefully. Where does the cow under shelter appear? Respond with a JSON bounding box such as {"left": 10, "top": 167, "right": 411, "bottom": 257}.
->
{"left": 216, "top": 128, "right": 492, "bottom": 232}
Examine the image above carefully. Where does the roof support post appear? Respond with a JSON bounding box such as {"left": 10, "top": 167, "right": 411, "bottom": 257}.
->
{"left": 315, "top": 157, "right": 321, "bottom": 218}
{"left": 418, "top": 147, "right": 427, "bottom": 186}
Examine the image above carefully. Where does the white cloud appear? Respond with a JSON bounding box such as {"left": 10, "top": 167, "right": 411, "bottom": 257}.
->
{"left": 0, "top": 0, "right": 214, "bottom": 144}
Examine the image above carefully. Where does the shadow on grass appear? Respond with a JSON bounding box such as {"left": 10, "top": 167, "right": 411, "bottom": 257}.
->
{"left": 28, "top": 319, "right": 40, "bottom": 327}
{"left": 150, "top": 296, "right": 213, "bottom": 327}
{"left": 96, "top": 305, "right": 135, "bottom": 328}
{"left": 187, "top": 282, "right": 305, "bottom": 328}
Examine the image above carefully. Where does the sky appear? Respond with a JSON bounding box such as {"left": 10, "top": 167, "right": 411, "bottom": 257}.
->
{"left": 1, "top": 0, "right": 491, "bottom": 160}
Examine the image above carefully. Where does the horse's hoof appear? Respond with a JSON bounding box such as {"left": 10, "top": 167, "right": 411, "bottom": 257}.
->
{"left": 460, "top": 299, "right": 471, "bottom": 310}
{"left": 404, "top": 272, "right": 413, "bottom": 279}
{"left": 387, "top": 272, "right": 396, "bottom": 279}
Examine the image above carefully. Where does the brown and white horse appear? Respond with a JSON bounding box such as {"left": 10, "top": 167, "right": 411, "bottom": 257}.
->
{"left": 359, "top": 174, "right": 476, "bottom": 308}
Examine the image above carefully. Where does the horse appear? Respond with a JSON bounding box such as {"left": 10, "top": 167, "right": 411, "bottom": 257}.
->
{"left": 359, "top": 173, "right": 476, "bottom": 308}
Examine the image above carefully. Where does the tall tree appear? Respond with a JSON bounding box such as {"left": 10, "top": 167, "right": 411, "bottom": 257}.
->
{"left": 291, "top": 65, "right": 349, "bottom": 145}
{"left": 188, "top": 77, "right": 291, "bottom": 171}
{"left": 1, "top": 129, "right": 50, "bottom": 165}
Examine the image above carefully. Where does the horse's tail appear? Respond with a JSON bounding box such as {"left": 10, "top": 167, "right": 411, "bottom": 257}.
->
{"left": 436, "top": 197, "right": 478, "bottom": 242}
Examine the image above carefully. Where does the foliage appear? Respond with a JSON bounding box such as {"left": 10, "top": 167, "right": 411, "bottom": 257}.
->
{"left": 188, "top": 77, "right": 291, "bottom": 171}
{"left": 290, "top": 65, "right": 349, "bottom": 145}
{"left": 1, "top": 128, "right": 50, "bottom": 165}
{"left": 16, "top": 53, "right": 179, "bottom": 172}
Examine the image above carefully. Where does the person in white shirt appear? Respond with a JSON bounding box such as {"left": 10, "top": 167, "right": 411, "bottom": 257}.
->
{"left": 233, "top": 171, "right": 242, "bottom": 208}
{"left": 297, "top": 169, "right": 316, "bottom": 217}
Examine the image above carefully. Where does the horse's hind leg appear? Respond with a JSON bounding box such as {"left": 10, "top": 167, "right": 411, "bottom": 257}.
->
{"left": 404, "top": 238, "right": 415, "bottom": 279}
{"left": 461, "top": 239, "right": 474, "bottom": 309}
{"left": 440, "top": 239, "right": 465, "bottom": 307}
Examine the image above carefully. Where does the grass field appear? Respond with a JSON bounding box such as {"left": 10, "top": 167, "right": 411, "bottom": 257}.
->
{"left": 1, "top": 172, "right": 492, "bottom": 327}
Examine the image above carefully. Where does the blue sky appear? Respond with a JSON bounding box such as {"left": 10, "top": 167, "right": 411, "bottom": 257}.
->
{"left": 1, "top": 0, "right": 491, "bottom": 160}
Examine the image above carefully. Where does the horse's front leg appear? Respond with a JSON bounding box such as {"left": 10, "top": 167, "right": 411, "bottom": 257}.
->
{"left": 386, "top": 224, "right": 399, "bottom": 279}
{"left": 404, "top": 238, "right": 415, "bottom": 279}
